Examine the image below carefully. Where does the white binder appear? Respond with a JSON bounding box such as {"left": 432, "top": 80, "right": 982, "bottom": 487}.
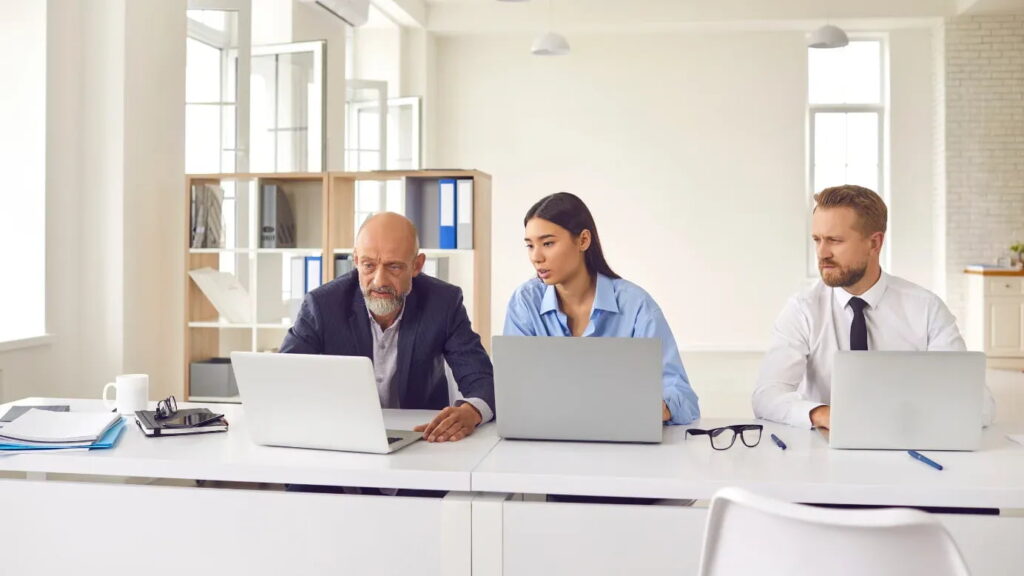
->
{"left": 456, "top": 179, "right": 474, "bottom": 249}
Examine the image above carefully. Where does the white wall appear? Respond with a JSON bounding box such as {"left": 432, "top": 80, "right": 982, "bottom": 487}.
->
{"left": 292, "top": 1, "right": 348, "bottom": 171}
{"left": 122, "top": 0, "right": 187, "bottom": 399}
{"left": 0, "top": 0, "right": 46, "bottom": 344}
{"left": 889, "top": 27, "right": 941, "bottom": 291}
{"left": 433, "top": 27, "right": 940, "bottom": 350}
{"left": 0, "top": 0, "right": 85, "bottom": 402}
{"left": 942, "top": 15, "right": 1024, "bottom": 326}
{"left": 0, "top": 0, "right": 186, "bottom": 403}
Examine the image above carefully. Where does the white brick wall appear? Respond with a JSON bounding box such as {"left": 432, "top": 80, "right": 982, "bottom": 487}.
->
{"left": 943, "top": 14, "right": 1024, "bottom": 324}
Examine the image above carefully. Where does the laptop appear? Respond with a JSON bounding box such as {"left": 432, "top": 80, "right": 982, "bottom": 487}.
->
{"left": 827, "top": 351, "right": 985, "bottom": 451}
{"left": 492, "top": 336, "right": 663, "bottom": 443}
{"left": 230, "top": 352, "right": 421, "bottom": 454}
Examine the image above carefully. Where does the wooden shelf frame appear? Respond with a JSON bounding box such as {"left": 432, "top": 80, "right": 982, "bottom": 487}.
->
{"left": 184, "top": 170, "right": 492, "bottom": 399}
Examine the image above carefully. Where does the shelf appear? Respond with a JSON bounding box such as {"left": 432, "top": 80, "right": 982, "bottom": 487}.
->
{"left": 188, "top": 322, "right": 254, "bottom": 329}
{"left": 330, "top": 248, "right": 474, "bottom": 256}
{"left": 189, "top": 248, "right": 253, "bottom": 254}
{"left": 186, "top": 169, "right": 492, "bottom": 399}
{"left": 188, "top": 322, "right": 297, "bottom": 329}
{"left": 255, "top": 248, "right": 324, "bottom": 256}
{"left": 188, "top": 395, "right": 241, "bottom": 404}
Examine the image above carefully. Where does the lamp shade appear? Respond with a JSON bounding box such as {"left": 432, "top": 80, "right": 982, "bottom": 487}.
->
{"left": 807, "top": 24, "right": 849, "bottom": 49}
{"left": 531, "top": 32, "right": 570, "bottom": 55}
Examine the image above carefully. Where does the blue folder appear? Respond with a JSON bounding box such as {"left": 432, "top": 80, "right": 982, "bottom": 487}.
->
{"left": 0, "top": 418, "right": 127, "bottom": 451}
{"left": 439, "top": 179, "right": 458, "bottom": 249}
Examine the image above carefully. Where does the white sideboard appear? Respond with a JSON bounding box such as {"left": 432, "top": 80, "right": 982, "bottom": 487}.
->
{"left": 965, "top": 269, "right": 1024, "bottom": 369}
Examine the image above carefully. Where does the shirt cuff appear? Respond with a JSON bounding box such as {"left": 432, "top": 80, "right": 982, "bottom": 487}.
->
{"left": 457, "top": 397, "right": 494, "bottom": 425}
{"left": 792, "top": 401, "right": 826, "bottom": 429}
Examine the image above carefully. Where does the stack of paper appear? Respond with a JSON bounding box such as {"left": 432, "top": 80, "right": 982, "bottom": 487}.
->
{"left": 0, "top": 409, "right": 126, "bottom": 454}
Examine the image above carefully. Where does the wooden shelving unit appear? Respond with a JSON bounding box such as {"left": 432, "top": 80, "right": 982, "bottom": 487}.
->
{"left": 184, "top": 170, "right": 492, "bottom": 401}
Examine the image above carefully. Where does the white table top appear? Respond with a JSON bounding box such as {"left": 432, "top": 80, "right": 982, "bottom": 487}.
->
{"left": 471, "top": 418, "right": 1024, "bottom": 508}
{"left": 0, "top": 398, "right": 501, "bottom": 491}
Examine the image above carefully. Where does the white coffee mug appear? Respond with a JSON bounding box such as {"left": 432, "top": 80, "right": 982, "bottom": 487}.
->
{"left": 103, "top": 374, "right": 149, "bottom": 414}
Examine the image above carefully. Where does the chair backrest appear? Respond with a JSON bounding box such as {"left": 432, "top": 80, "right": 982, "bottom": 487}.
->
{"left": 697, "top": 488, "right": 971, "bottom": 576}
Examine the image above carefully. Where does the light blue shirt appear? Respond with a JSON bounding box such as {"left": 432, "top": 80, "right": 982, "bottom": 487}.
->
{"left": 503, "top": 273, "right": 700, "bottom": 425}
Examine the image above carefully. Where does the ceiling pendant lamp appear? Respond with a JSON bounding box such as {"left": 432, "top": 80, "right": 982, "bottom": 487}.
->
{"left": 531, "top": 0, "right": 569, "bottom": 55}
{"left": 532, "top": 32, "right": 570, "bottom": 55}
{"left": 808, "top": 24, "right": 849, "bottom": 49}
{"left": 807, "top": 0, "right": 848, "bottom": 50}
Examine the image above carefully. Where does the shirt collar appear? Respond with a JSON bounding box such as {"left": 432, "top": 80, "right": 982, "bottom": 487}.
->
{"left": 540, "top": 273, "right": 620, "bottom": 315}
{"left": 834, "top": 270, "right": 889, "bottom": 311}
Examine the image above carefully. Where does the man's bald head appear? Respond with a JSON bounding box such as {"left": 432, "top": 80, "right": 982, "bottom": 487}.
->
{"left": 356, "top": 212, "right": 420, "bottom": 261}
{"left": 353, "top": 212, "right": 425, "bottom": 321}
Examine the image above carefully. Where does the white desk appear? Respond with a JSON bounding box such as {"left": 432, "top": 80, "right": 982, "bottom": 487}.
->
{"left": 5, "top": 402, "right": 1024, "bottom": 575}
{"left": 0, "top": 397, "right": 500, "bottom": 576}
{"left": 473, "top": 418, "right": 1024, "bottom": 508}
{"left": 470, "top": 418, "right": 1024, "bottom": 576}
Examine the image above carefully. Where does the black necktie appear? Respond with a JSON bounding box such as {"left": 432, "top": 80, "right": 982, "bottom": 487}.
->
{"left": 849, "top": 297, "right": 868, "bottom": 351}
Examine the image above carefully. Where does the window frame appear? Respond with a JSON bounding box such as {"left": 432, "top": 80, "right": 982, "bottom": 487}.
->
{"left": 806, "top": 36, "right": 890, "bottom": 278}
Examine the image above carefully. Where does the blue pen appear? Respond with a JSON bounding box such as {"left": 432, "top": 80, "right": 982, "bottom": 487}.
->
{"left": 908, "top": 450, "right": 943, "bottom": 471}
{"left": 770, "top": 433, "right": 787, "bottom": 451}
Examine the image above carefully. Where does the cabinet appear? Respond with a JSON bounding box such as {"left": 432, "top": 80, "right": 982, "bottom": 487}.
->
{"left": 964, "top": 269, "right": 1024, "bottom": 368}
{"left": 185, "top": 170, "right": 492, "bottom": 400}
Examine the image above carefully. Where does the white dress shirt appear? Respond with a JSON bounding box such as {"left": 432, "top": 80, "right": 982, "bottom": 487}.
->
{"left": 752, "top": 271, "right": 996, "bottom": 428}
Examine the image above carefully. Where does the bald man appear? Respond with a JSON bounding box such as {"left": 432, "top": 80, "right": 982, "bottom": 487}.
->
{"left": 281, "top": 212, "right": 495, "bottom": 442}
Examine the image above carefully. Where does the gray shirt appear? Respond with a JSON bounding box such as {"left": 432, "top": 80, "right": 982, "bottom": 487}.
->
{"left": 369, "top": 307, "right": 404, "bottom": 409}
{"left": 368, "top": 306, "right": 494, "bottom": 423}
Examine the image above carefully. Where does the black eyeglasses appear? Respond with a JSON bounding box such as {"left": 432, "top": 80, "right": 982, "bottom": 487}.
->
{"left": 685, "top": 424, "right": 763, "bottom": 450}
{"left": 155, "top": 395, "right": 178, "bottom": 420}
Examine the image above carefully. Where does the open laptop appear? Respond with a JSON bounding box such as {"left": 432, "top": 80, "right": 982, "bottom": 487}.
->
{"left": 492, "top": 336, "right": 663, "bottom": 443}
{"left": 827, "top": 351, "right": 985, "bottom": 451}
{"left": 230, "top": 352, "right": 421, "bottom": 454}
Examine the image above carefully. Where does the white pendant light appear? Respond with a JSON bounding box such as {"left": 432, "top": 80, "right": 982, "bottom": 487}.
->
{"left": 531, "top": 0, "right": 569, "bottom": 55}
{"left": 532, "top": 32, "right": 570, "bottom": 55}
{"left": 807, "top": 24, "right": 849, "bottom": 49}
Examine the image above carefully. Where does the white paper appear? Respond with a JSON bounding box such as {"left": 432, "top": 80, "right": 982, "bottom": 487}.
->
{"left": 440, "top": 182, "right": 455, "bottom": 226}
{"left": 189, "top": 267, "right": 252, "bottom": 323}
{"left": 0, "top": 409, "right": 120, "bottom": 443}
{"left": 457, "top": 180, "right": 473, "bottom": 224}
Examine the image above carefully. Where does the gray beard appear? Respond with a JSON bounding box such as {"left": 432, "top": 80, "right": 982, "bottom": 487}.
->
{"left": 364, "top": 289, "right": 406, "bottom": 317}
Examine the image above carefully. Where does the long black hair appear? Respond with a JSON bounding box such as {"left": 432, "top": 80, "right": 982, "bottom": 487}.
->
{"left": 524, "top": 192, "right": 620, "bottom": 280}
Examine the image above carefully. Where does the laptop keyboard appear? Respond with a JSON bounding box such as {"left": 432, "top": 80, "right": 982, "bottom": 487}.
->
{"left": 387, "top": 436, "right": 403, "bottom": 444}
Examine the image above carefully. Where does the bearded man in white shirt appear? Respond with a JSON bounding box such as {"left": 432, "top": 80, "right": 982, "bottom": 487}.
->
{"left": 752, "top": 185, "right": 995, "bottom": 429}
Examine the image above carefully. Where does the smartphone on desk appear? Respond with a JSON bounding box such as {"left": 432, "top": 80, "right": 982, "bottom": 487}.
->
{"left": 160, "top": 410, "right": 224, "bottom": 428}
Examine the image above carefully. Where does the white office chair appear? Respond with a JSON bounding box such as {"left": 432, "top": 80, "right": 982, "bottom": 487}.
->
{"left": 697, "top": 487, "right": 970, "bottom": 576}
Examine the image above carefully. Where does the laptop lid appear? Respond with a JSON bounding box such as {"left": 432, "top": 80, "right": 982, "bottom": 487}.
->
{"left": 230, "top": 352, "right": 418, "bottom": 454}
{"left": 493, "top": 336, "right": 663, "bottom": 443}
{"left": 828, "top": 351, "right": 985, "bottom": 451}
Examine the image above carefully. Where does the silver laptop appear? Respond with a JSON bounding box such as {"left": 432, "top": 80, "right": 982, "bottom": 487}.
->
{"left": 230, "top": 352, "right": 421, "bottom": 454}
{"left": 493, "top": 336, "right": 663, "bottom": 443}
{"left": 828, "top": 351, "right": 985, "bottom": 451}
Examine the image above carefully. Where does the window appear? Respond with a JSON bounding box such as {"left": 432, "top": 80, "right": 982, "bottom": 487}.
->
{"left": 185, "top": 10, "right": 241, "bottom": 174}
{"left": 0, "top": 0, "right": 46, "bottom": 344}
{"left": 807, "top": 39, "right": 888, "bottom": 275}
{"left": 249, "top": 41, "right": 327, "bottom": 173}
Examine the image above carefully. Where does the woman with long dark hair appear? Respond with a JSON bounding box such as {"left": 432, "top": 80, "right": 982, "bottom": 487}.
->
{"left": 503, "top": 192, "right": 700, "bottom": 424}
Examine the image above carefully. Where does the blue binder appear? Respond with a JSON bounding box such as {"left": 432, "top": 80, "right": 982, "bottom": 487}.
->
{"left": 438, "top": 179, "right": 458, "bottom": 249}
{"left": 304, "top": 256, "right": 323, "bottom": 293}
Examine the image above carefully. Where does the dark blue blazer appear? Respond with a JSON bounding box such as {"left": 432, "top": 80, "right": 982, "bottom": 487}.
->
{"left": 280, "top": 271, "right": 495, "bottom": 413}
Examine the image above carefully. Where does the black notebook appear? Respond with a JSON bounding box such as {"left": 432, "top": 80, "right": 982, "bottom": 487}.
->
{"left": 135, "top": 408, "right": 228, "bottom": 437}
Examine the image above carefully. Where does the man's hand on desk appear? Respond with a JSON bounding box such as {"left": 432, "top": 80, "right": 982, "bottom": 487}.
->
{"left": 810, "top": 405, "right": 831, "bottom": 429}
{"left": 414, "top": 403, "right": 482, "bottom": 443}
